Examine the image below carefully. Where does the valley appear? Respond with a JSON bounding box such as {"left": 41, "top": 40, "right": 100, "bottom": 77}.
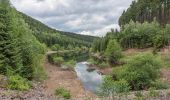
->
{"left": 1, "top": 0, "right": 170, "bottom": 100}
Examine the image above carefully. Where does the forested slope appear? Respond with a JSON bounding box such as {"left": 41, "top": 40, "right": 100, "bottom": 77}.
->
{"left": 20, "top": 12, "right": 96, "bottom": 48}
{"left": 0, "top": 0, "right": 97, "bottom": 91}
{"left": 0, "top": 0, "right": 46, "bottom": 84}
{"left": 119, "top": 0, "right": 170, "bottom": 26}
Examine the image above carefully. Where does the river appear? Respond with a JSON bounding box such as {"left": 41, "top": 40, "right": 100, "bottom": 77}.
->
{"left": 75, "top": 62, "right": 103, "bottom": 93}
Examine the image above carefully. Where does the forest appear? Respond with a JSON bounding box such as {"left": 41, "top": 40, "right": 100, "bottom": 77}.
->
{"left": 119, "top": 0, "right": 170, "bottom": 26}
{"left": 0, "top": 0, "right": 94, "bottom": 91}
{"left": 20, "top": 12, "right": 97, "bottom": 48}
{"left": 1, "top": 0, "right": 170, "bottom": 99}
{"left": 90, "top": 0, "right": 170, "bottom": 99}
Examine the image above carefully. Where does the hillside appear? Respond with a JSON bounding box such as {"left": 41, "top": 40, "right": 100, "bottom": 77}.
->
{"left": 0, "top": 0, "right": 95, "bottom": 93}
{"left": 119, "top": 0, "right": 170, "bottom": 26}
{"left": 20, "top": 12, "right": 97, "bottom": 47}
{"left": 1, "top": 0, "right": 170, "bottom": 100}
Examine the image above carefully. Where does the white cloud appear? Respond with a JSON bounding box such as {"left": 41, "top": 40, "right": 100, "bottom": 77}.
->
{"left": 79, "top": 24, "right": 120, "bottom": 37}
{"left": 10, "top": 0, "right": 133, "bottom": 36}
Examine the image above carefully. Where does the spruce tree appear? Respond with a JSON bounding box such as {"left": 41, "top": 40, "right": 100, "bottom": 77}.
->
{"left": 0, "top": 0, "right": 22, "bottom": 74}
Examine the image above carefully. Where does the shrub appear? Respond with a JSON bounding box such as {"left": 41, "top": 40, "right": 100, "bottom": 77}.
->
{"left": 63, "top": 60, "right": 76, "bottom": 70}
{"left": 51, "top": 44, "right": 60, "bottom": 51}
{"left": 105, "top": 40, "right": 122, "bottom": 65}
{"left": 135, "top": 91, "right": 143, "bottom": 97}
{"left": 119, "top": 53, "right": 163, "bottom": 90}
{"left": 53, "top": 56, "right": 64, "bottom": 66}
{"left": 135, "top": 91, "right": 144, "bottom": 100}
{"left": 149, "top": 88, "right": 159, "bottom": 97}
{"left": 98, "top": 62, "right": 109, "bottom": 69}
{"left": 31, "top": 54, "right": 47, "bottom": 81}
{"left": 55, "top": 87, "right": 71, "bottom": 99}
{"left": 7, "top": 75, "right": 30, "bottom": 90}
{"left": 65, "top": 60, "right": 76, "bottom": 67}
{"left": 150, "top": 80, "right": 169, "bottom": 90}
{"left": 88, "top": 58, "right": 98, "bottom": 65}
{"left": 100, "top": 76, "right": 130, "bottom": 96}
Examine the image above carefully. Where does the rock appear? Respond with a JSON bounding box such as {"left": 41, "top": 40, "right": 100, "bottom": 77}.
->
{"left": 0, "top": 83, "right": 53, "bottom": 100}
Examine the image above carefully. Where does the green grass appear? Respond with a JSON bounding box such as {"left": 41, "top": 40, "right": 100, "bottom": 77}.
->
{"left": 149, "top": 88, "right": 159, "bottom": 97}
{"left": 7, "top": 75, "right": 31, "bottom": 91}
{"left": 55, "top": 87, "right": 71, "bottom": 99}
{"left": 160, "top": 52, "right": 170, "bottom": 68}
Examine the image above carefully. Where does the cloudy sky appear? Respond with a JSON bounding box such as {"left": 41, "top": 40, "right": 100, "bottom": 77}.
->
{"left": 11, "top": 0, "right": 133, "bottom": 36}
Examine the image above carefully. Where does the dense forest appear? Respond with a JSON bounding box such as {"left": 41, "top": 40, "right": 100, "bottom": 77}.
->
{"left": 90, "top": 0, "right": 170, "bottom": 97}
{"left": 93, "top": 21, "right": 170, "bottom": 51}
{"left": 0, "top": 0, "right": 46, "bottom": 86}
{"left": 91, "top": 0, "right": 170, "bottom": 67}
{"left": 0, "top": 0, "right": 95, "bottom": 91}
{"left": 1, "top": 0, "right": 170, "bottom": 99}
{"left": 20, "top": 12, "right": 97, "bottom": 48}
{"left": 119, "top": 0, "right": 170, "bottom": 26}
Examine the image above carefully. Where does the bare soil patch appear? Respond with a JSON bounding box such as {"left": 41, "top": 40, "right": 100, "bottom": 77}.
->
{"left": 44, "top": 59, "right": 97, "bottom": 100}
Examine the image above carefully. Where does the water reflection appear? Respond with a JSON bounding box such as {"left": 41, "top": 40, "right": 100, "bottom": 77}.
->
{"left": 75, "top": 62, "right": 103, "bottom": 93}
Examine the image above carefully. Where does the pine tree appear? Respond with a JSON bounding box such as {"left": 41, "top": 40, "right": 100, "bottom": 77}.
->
{"left": 0, "top": 0, "right": 22, "bottom": 74}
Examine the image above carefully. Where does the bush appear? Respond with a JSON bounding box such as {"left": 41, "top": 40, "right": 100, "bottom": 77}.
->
{"left": 149, "top": 88, "right": 159, "bottom": 97}
{"left": 7, "top": 75, "right": 30, "bottom": 90}
{"left": 135, "top": 91, "right": 144, "bottom": 100}
{"left": 105, "top": 40, "right": 122, "bottom": 65}
{"left": 150, "top": 80, "right": 169, "bottom": 90}
{"left": 65, "top": 60, "right": 76, "bottom": 67}
{"left": 88, "top": 58, "right": 98, "bottom": 65}
{"left": 53, "top": 56, "right": 64, "bottom": 66}
{"left": 100, "top": 76, "right": 130, "bottom": 96}
{"left": 119, "top": 53, "right": 163, "bottom": 90}
{"left": 98, "top": 62, "right": 109, "bottom": 69}
{"left": 55, "top": 87, "right": 71, "bottom": 99}
{"left": 51, "top": 44, "right": 60, "bottom": 51}
{"left": 63, "top": 60, "right": 76, "bottom": 70}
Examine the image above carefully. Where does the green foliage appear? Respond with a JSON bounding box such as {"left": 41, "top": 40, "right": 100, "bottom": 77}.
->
{"left": 161, "top": 53, "right": 170, "bottom": 68}
{"left": 65, "top": 60, "right": 76, "bottom": 67}
{"left": 92, "top": 21, "right": 170, "bottom": 53}
{"left": 20, "top": 12, "right": 97, "bottom": 48}
{"left": 135, "top": 91, "right": 144, "bottom": 100}
{"left": 0, "top": 0, "right": 46, "bottom": 81}
{"left": 150, "top": 80, "right": 169, "bottom": 90}
{"left": 149, "top": 88, "right": 159, "bottom": 97}
{"left": 55, "top": 87, "right": 71, "bottom": 99}
{"left": 135, "top": 91, "right": 143, "bottom": 98}
{"left": 88, "top": 58, "right": 98, "bottom": 65}
{"left": 119, "top": 53, "right": 162, "bottom": 90}
{"left": 51, "top": 44, "right": 61, "bottom": 51}
{"left": 120, "top": 21, "right": 160, "bottom": 49}
{"left": 31, "top": 54, "right": 46, "bottom": 81}
{"left": 0, "top": 1, "right": 23, "bottom": 75}
{"left": 7, "top": 75, "right": 30, "bottom": 90}
{"left": 100, "top": 76, "right": 130, "bottom": 96}
{"left": 98, "top": 62, "right": 109, "bottom": 69}
{"left": 119, "top": 0, "right": 170, "bottom": 26}
{"left": 53, "top": 57, "right": 64, "bottom": 66}
{"left": 105, "top": 40, "right": 122, "bottom": 65}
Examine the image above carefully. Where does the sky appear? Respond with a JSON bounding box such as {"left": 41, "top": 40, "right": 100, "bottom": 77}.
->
{"left": 11, "top": 0, "right": 133, "bottom": 36}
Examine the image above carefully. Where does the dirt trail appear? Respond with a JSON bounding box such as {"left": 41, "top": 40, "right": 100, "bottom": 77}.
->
{"left": 44, "top": 56, "right": 96, "bottom": 100}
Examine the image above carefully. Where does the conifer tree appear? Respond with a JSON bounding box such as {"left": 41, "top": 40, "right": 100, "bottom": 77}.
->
{"left": 0, "top": 0, "right": 22, "bottom": 74}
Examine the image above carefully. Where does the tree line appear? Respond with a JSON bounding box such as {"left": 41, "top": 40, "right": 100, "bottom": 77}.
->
{"left": 20, "top": 13, "right": 97, "bottom": 48}
{"left": 0, "top": 0, "right": 96, "bottom": 90}
{"left": 119, "top": 0, "right": 170, "bottom": 27}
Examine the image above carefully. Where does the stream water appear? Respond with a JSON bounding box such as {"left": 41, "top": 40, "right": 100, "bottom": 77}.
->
{"left": 75, "top": 62, "right": 103, "bottom": 93}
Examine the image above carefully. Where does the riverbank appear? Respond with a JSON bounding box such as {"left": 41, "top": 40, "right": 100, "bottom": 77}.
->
{"left": 87, "top": 64, "right": 113, "bottom": 75}
{"left": 44, "top": 59, "right": 97, "bottom": 99}
{"left": 0, "top": 57, "right": 97, "bottom": 100}
{"left": 0, "top": 82, "right": 53, "bottom": 100}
